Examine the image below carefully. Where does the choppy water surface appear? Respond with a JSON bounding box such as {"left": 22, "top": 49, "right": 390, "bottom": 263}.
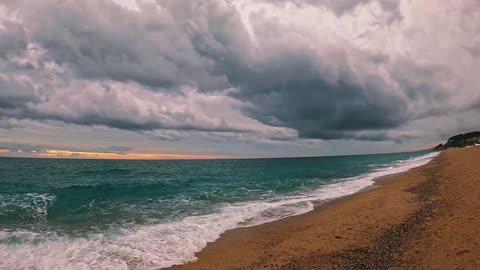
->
{"left": 0, "top": 151, "right": 437, "bottom": 269}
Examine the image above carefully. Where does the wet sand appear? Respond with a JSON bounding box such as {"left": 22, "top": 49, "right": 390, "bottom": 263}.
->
{"left": 168, "top": 147, "right": 480, "bottom": 270}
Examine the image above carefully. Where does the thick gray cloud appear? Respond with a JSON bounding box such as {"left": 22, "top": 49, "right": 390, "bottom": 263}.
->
{"left": 0, "top": 0, "right": 266, "bottom": 136}
{"left": 0, "top": 0, "right": 479, "bottom": 147}
{"left": 0, "top": 20, "right": 27, "bottom": 58}
{"left": 0, "top": 117, "right": 18, "bottom": 129}
{"left": 4, "top": 0, "right": 235, "bottom": 90}
{"left": 13, "top": 81, "right": 253, "bottom": 134}
{"left": 260, "top": 0, "right": 402, "bottom": 24}
{"left": 0, "top": 19, "right": 38, "bottom": 109}
{"left": 0, "top": 76, "right": 38, "bottom": 109}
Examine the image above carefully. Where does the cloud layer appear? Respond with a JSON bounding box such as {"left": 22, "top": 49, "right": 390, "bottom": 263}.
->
{"left": 1, "top": 0, "right": 479, "bottom": 153}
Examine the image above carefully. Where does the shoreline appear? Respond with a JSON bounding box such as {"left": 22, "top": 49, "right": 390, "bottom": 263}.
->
{"left": 168, "top": 147, "right": 480, "bottom": 269}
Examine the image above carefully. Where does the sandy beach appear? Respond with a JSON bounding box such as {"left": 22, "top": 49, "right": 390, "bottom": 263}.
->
{"left": 168, "top": 147, "right": 480, "bottom": 270}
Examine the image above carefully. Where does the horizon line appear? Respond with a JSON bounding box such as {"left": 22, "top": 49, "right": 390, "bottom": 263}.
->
{"left": 0, "top": 148, "right": 433, "bottom": 161}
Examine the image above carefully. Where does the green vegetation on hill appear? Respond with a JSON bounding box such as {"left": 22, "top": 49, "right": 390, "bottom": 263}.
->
{"left": 434, "top": 131, "right": 480, "bottom": 151}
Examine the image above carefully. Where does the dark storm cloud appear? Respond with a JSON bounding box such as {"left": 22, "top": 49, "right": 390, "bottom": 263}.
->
{"left": 0, "top": 19, "right": 37, "bottom": 109}
{"left": 210, "top": 26, "right": 425, "bottom": 141}
{"left": 239, "top": 74, "right": 409, "bottom": 140}
{"left": 3, "top": 93, "right": 247, "bottom": 134}
{"left": 231, "top": 48, "right": 409, "bottom": 139}
{"left": 0, "top": 0, "right": 478, "bottom": 143}
{"left": 4, "top": 0, "right": 234, "bottom": 91}
{"left": 0, "top": 77, "right": 38, "bottom": 109}
{"left": 19, "top": 109, "right": 245, "bottom": 133}
{"left": 0, "top": 0, "right": 260, "bottom": 136}
{"left": 0, "top": 2, "right": 248, "bottom": 135}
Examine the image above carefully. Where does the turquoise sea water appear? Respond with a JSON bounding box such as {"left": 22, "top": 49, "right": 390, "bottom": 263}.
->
{"left": 0, "top": 151, "right": 437, "bottom": 270}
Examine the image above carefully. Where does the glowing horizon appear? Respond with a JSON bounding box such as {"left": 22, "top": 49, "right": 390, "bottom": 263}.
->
{"left": 0, "top": 148, "right": 230, "bottom": 160}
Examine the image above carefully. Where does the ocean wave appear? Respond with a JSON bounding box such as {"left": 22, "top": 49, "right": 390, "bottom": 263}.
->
{"left": 0, "top": 152, "right": 438, "bottom": 270}
{"left": 0, "top": 193, "right": 55, "bottom": 222}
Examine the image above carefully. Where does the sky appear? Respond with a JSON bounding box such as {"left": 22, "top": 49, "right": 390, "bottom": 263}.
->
{"left": 0, "top": 0, "right": 479, "bottom": 159}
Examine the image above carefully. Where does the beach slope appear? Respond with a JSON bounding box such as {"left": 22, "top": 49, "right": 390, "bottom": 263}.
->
{"left": 168, "top": 147, "right": 480, "bottom": 270}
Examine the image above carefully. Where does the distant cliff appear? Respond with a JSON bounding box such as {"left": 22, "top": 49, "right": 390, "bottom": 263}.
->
{"left": 434, "top": 131, "right": 480, "bottom": 151}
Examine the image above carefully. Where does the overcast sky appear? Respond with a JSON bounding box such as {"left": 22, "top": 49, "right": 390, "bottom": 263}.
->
{"left": 0, "top": 0, "right": 479, "bottom": 159}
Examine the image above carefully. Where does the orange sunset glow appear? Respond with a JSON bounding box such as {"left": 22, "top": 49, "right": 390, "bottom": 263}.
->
{"left": 37, "top": 149, "right": 227, "bottom": 160}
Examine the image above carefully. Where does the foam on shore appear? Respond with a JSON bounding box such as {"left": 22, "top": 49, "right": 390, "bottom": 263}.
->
{"left": 0, "top": 152, "right": 438, "bottom": 270}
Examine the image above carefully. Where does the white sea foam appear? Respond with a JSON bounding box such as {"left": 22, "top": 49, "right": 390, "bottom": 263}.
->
{"left": 0, "top": 152, "right": 438, "bottom": 270}
{"left": 0, "top": 193, "right": 56, "bottom": 221}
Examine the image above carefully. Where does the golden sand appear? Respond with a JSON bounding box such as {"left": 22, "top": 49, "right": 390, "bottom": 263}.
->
{"left": 168, "top": 147, "right": 480, "bottom": 270}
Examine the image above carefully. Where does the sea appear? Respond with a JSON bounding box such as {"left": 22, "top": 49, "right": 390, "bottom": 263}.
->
{"left": 0, "top": 150, "right": 438, "bottom": 270}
